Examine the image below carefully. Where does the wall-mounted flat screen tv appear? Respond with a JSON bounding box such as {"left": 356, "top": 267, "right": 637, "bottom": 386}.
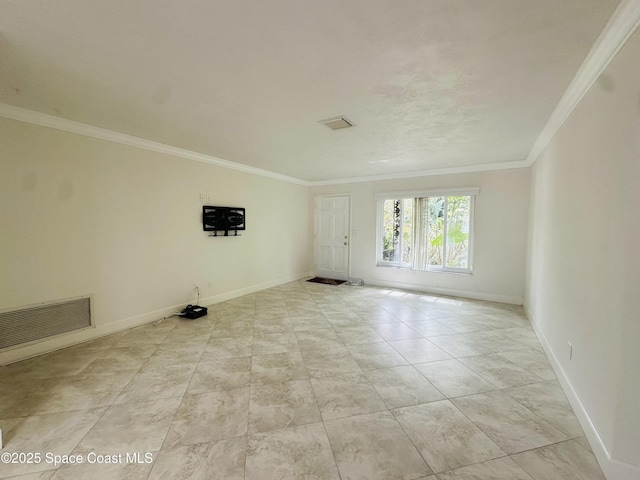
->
{"left": 203, "top": 206, "right": 245, "bottom": 235}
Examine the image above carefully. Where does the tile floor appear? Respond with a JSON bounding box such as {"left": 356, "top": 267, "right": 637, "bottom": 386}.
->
{"left": 0, "top": 281, "right": 606, "bottom": 479}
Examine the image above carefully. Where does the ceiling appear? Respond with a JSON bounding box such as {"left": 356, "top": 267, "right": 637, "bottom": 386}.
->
{"left": 0, "top": 0, "right": 620, "bottom": 183}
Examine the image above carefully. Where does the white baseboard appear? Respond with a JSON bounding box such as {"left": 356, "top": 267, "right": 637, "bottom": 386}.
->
{"left": 199, "top": 271, "right": 313, "bottom": 305}
{"left": 0, "top": 271, "right": 312, "bottom": 366}
{"left": 364, "top": 279, "right": 523, "bottom": 305}
{"left": 524, "top": 304, "right": 640, "bottom": 480}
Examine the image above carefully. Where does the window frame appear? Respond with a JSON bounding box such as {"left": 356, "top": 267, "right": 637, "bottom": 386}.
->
{"left": 375, "top": 187, "right": 478, "bottom": 274}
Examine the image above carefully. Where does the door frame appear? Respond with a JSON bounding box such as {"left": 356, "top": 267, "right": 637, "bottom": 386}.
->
{"left": 313, "top": 194, "right": 351, "bottom": 280}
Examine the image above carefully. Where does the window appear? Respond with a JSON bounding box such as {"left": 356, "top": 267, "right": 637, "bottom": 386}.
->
{"left": 376, "top": 189, "right": 476, "bottom": 273}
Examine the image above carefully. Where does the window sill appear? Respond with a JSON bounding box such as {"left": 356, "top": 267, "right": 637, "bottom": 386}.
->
{"left": 376, "top": 263, "right": 473, "bottom": 276}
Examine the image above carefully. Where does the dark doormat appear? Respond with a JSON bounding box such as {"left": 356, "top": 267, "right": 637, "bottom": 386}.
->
{"left": 307, "top": 277, "right": 346, "bottom": 286}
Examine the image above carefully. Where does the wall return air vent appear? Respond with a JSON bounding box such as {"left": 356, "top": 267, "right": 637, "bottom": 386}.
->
{"left": 319, "top": 115, "right": 356, "bottom": 130}
{"left": 0, "top": 297, "right": 92, "bottom": 350}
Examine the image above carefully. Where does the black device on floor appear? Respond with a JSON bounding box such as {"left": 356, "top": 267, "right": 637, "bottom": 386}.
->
{"left": 180, "top": 304, "right": 207, "bottom": 319}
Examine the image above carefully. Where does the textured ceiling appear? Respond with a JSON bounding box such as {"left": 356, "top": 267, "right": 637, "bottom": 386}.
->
{"left": 0, "top": 0, "right": 619, "bottom": 182}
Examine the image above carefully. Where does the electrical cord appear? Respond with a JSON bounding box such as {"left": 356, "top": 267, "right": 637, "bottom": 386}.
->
{"left": 152, "top": 286, "right": 200, "bottom": 326}
{"left": 152, "top": 312, "right": 180, "bottom": 326}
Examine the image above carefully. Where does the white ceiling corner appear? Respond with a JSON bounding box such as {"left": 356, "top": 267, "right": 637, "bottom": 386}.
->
{"left": 525, "top": 0, "right": 640, "bottom": 166}
{"left": 0, "top": 0, "right": 625, "bottom": 184}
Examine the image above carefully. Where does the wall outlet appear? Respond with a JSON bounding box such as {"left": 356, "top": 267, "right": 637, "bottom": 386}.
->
{"left": 208, "top": 281, "right": 212, "bottom": 288}
{"left": 199, "top": 194, "right": 205, "bottom": 203}
{"left": 568, "top": 341, "right": 573, "bottom": 361}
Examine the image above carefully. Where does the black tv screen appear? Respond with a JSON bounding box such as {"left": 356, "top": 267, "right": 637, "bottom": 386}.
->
{"left": 203, "top": 206, "right": 245, "bottom": 234}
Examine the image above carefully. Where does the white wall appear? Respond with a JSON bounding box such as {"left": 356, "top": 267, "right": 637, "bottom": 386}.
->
{"left": 312, "top": 168, "right": 530, "bottom": 304}
{"left": 0, "top": 117, "right": 313, "bottom": 363}
{"left": 525, "top": 27, "right": 640, "bottom": 477}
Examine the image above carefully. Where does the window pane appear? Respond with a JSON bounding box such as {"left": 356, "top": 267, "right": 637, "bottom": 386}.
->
{"left": 427, "top": 197, "right": 444, "bottom": 266}
{"left": 401, "top": 199, "right": 413, "bottom": 264}
{"left": 382, "top": 199, "right": 401, "bottom": 262}
{"left": 445, "top": 196, "right": 470, "bottom": 268}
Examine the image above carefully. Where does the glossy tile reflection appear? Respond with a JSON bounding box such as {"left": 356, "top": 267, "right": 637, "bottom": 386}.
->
{"left": 0, "top": 280, "right": 604, "bottom": 480}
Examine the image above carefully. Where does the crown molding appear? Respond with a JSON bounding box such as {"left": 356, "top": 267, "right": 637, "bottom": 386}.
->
{"left": 3, "top": 3, "right": 638, "bottom": 187}
{"left": 525, "top": 0, "right": 640, "bottom": 166}
{"left": 309, "top": 159, "right": 530, "bottom": 187}
{"left": 0, "top": 103, "right": 310, "bottom": 186}
{"left": 1, "top": 102, "right": 529, "bottom": 187}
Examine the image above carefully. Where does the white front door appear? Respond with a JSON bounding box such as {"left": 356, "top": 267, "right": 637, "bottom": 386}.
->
{"left": 314, "top": 195, "right": 350, "bottom": 281}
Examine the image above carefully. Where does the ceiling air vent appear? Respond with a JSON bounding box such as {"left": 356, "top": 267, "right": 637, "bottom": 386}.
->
{"left": 319, "top": 115, "right": 355, "bottom": 130}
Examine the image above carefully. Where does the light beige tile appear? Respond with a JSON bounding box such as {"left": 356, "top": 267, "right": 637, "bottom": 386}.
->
{"left": 114, "top": 325, "right": 170, "bottom": 346}
{"left": 371, "top": 323, "right": 422, "bottom": 341}
{"left": 202, "top": 335, "right": 252, "bottom": 360}
{"left": 357, "top": 310, "right": 400, "bottom": 324}
{"left": 249, "top": 380, "right": 321, "bottom": 434}
{"left": 403, "top": 320, "right": 458, "bottom": 337}
{"left": 476, "top": 315, "right": 523, "bottom": 331}
{"left": 31, "top": 369, "right": 137, "bottom": 415}
{"left": 148, "top": 437, "right": 245, "bottom": 480}
{"left": 311, "top": 372, "right": 387, "bottom": 420}
{"left": 246, "top": 423, "right": 340, "bottom": 480}
{"left": 295, "top": 329, "right": 344, "bottom": 350}
{"left": 497, "top": 349, "right": 556, "bottom": 380}
{"left": 0, "top": 282, "right": 603, "bottom": 480}
{"left": 4, "top": 472, "right": 57, "bottom": 480}
{"left": 163, "top": 388, "right": 249, "bottom": 449}
{"left": 289, "top": 315, "right": 333, "bottom": 331}
{"left": 499, "top": 328, "right": 542, "bottom": 349}
{"left": 251, "top": 351, "right": 308, "bottom": 385}
{"left": 325, "top": 314, "right": 367, "bottom": 329}
{"left": 324, "top": 411, "right": 432, "bottom": 480}
{"left": 334, "top": 325, "right": 386, "bottom": 345}
{"left": 458, "top": 354, "right": 545, "bottom": 388}
{"left": 438, "top": 317, "right": 488, "bottom": 334}
{"left": 113, "top": 363, "right": 196, "bottom": 404}
{"left": 414, "top": 359, "right": 496, "bottom": 398}
{"left": 451, "top": 391, "right": 568, "bottom": 454}
{"left": 426, "top": 334, "right": 492, "bottom": 357}
{"left": 187, "top": 356, "right": 251, "bottom": 393}
{"left": 503, "top": 381, "right": 583, "bottom": 438}
{"left": 252, "top": 332, "right": 300, "bottom": 355}
{"left": 436, "top": 456, "right": 534, "bottom": 480}
{"left": 164, "top": 323, "right": 210, "bottom": 339}
{"left": 0, "top": 409, "right": 105, "bottom": 477}
{"left": 52, "top": 459, "right": 153, "bottom": 480}
{"left": 346, "top": 342, "right": 408, "bottom": 370}
{"left": 143, "top": 342, "right": 205, "bottom": 367}
{"left": 253, "top": 317, "right": 293, "bottom": 335}
{"left": 0, "top": 416, "right": 23, "bottom": 444}
{"left": 574, "top": 436, "right": 593, "bottom": 452}
{"left": 512, "top": 440, "right": 605, "bottom": 480}
{"left": 388, "top": 338, "right": 451, "bottom": 364}
{"left": 0, "top": 388, "right": 50, "bottom": 419}
{"left": 393, "top": 400, "right": 505, "bottom": 473}
{"left": 83, "top": 345, "right": 158, "bottom": 373}
{"left": 210, "top": 320, "right": 254, "bottom": 338}
{"left": 73, "top": 331, "right": 130, "bottom": 350}
{"left": 73, "top": 397, "right": 181, "bottom": 456}
{"left": 36, "top": 347, "right": 103, "bottom": 370}
{"left": 301, "top": 346, "right": 362, "bottom": 377}
{"left": 386, "top": 309, "right": 430, "bottom": 323}
{"left": 0, "top": 357, "right": 43, "bottom": 381}
{"left": 364, "top": 365, "right": 444, "bottom": 408}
